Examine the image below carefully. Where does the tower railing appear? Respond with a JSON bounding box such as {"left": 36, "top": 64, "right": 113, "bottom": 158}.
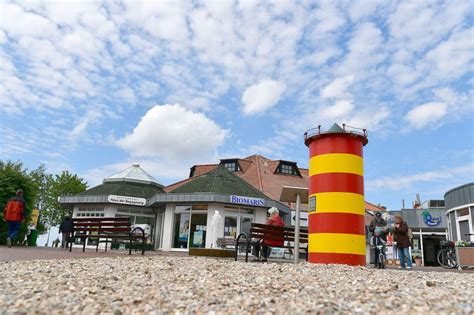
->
{"left": 304, "top": 124, "right": 368, "bottom": 142}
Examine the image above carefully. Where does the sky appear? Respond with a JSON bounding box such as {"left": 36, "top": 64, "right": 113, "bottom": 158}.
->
{"left": 0, "top": 0, "right": 473, "bottom": 211}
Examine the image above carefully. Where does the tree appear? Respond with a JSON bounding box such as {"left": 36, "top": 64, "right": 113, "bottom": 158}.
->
{"left": 29, "top": 164, "right": 53, "bottom": 234}
{"left": 41, "top": 171, "right": 87, "bottom": 227}
{"left": 0, "top": 161, "right": 39, "bottom": 245}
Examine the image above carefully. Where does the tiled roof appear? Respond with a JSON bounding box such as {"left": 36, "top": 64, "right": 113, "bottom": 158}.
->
{"left": 170, "top": 165, "right": 268, "bottom": 199}
{"left": 165, "top": 154, "right": 383, "bottom": 211}
{"left": 79, "top": 181, "right": 164, "bottom": 199}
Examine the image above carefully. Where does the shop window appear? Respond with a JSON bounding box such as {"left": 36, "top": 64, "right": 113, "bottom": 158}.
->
{"left": 275, "top": 161, "right": 301, "bottom": 176}
{"left": 457, "top": 208, "right": 469, "bottom": 217}
{"left": 192, "top": 204, "right": 208, "bottom": 211}
{"left": 173, "top": 213, "right": 190, "bottom": 249}
{"left": 224, "top": 216, "right": 238, "bottom": 238}
{"left": 189, "top": 214, "right": 207, "bottom": 248}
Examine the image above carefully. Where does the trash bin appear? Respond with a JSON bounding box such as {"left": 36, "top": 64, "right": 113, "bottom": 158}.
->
{"left": 27, "top": 230, "right": 39, "bottom": 246}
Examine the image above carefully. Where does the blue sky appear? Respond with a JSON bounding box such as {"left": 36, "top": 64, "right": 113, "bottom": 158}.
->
{"left": 0, "top": 0, "right": 473, "bottom": 210}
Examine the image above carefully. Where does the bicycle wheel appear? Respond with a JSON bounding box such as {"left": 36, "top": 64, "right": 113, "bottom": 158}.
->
{"left": 437, "top": 249, "right": 453, "bottom": 269}
{"left": 445, "top": 249, "right": 457, "bottom": 269}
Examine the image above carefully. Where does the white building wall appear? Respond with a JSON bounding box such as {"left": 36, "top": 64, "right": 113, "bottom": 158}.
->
{"left": 161, "top": 204, "right": 175, "bottom": 251}
{"left": 255, "top": 207, "right": 267, "bottom": 224}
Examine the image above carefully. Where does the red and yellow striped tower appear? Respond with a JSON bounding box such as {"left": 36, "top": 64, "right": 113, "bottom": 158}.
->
{"left": 304, "top": 123, "right": 368, "bottom": 266}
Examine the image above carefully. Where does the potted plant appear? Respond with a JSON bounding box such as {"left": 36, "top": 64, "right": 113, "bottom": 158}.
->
{"left": 413, "top": 253, "right": 422, "bottom": 266}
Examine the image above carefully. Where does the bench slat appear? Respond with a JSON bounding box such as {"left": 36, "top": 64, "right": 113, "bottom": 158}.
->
{"left": 72, "top": 217, "right": 130, "bottom": 222}
{"left": 72, "top": 228, "right": 131, "bottom": 233}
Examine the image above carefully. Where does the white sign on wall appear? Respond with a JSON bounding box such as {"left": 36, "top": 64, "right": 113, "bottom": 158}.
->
{"left": 108, "top": 195, "right": 147, "bottom": 206}
{"left": 291, "top": 210, "right": 308, "bottom": 227}
{"left": 230, "top": 195, "right": 265, "bottom": 207}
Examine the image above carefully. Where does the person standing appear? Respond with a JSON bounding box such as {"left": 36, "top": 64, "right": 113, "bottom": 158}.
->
{"left": 394, "top": 215, "right": 413, "bottom": 269}
{"left": 59, "top": 216, "right": 73, "bottom": 249}
{"left": 252, "top": 207, "right": 285, "bottom": 262}
{"left": 3, "top": 190, "right": 25, "bottom": 248}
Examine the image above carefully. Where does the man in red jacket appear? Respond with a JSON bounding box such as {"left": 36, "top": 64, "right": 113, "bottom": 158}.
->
{"left": 253, "top": 207, "right": 285, "bottom": 262}
{"left": 3, "top": 190, "right": 25, "bottom": 248}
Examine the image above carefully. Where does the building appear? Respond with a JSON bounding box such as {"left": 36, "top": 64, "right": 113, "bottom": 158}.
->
{"left": 396, "top": 204, "right": 447, "bottom": 266}
{"left": 445, "top": 183, "right": 474, "bottom": 242}
{"left": 59, "top": 164, "right": 165, "bottom": 247}
{"left": 60, "top": 155, "right": 384, "bottom": 254}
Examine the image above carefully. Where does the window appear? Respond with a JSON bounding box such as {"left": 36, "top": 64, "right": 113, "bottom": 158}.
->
{"left": 220, "top": 159, "right": 240, "bottom": 172}
{"left": 276, "top": 161, "right": 301, "bottom": 176}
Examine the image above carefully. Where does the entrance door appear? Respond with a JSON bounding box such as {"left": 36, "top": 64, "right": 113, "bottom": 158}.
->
{"left": 423, "top": 236, "right": 443, "bottom": 266}
{"left": 189, "top": 214, "right": 207, "bottom": 248}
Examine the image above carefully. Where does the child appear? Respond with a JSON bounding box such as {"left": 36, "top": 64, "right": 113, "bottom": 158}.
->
{"left": 371, "top": 227, "right": 386, "bottom": 269}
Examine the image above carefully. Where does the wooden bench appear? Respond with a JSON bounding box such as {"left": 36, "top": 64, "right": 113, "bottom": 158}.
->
{"left": 234, "top": 223, "right": 308, "bottom": 262}
{"left": 69, "top": 217, "right": 146, "bottom": 255}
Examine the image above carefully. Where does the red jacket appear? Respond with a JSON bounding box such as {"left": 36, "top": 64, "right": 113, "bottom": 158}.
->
{"left": 263, "top": 215, "right": 285, "bottom": 247}
{"left": 4, "top": 197, "right": 25, "bottom": 222}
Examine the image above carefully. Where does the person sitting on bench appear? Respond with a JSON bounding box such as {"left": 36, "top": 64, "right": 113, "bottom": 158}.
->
{"left": 252, "top": 207, "right": 285, "bottom": 262}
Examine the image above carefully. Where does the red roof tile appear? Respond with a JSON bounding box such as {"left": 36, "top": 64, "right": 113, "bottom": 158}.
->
{"left": 165, "top": 154, "right": 383, "bottom": 211}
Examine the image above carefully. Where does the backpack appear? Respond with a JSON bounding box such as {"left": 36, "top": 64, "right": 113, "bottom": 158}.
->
{"left": 4, "top": 200, "right": 24, "bottom": 221}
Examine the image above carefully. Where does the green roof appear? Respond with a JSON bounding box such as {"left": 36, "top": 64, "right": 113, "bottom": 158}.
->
{"left": 171, "top": 165, "right": 268, "bottom": 199}
{"left": 79, "top": 181, "right": 164, "bottom": 199}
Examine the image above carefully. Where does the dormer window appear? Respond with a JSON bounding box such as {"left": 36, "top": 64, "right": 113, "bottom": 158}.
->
{"left": 189, "top": 166, "right": 196, "bottom": 178}
{"left": 220, "top": 159, "right": 241, "bottom": 172}
{"left": 276, "top": 161, "right": 301, "bottom": 176}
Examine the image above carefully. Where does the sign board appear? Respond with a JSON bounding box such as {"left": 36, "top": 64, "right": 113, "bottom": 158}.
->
{"left": 29, "top": 208, "right": 40, "bottom": 229}
{"left": 107, "top": 195, "right": 146, "bottom": 206}
{"left": 230, "top": 195, "right": 265, "bottom": 207}
{"left": 291, "top": 210, "right": 308, "bottom": 227}
{"left": 309, "top": 196, "right": 316, "bottom": 212}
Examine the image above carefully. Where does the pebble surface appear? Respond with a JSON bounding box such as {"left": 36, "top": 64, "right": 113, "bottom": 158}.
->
{"left": 0, "top": 256, "right": 473, "bottom": 314}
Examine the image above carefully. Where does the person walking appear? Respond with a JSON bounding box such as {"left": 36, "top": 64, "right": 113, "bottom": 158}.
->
{"left": 394, "top": 215, "right": 413, "bottom": 269}
{"left": 3, "top": 190, "right": 25, "bottom": 248}
{"left": 252, "top": 207, "right": 285, "bottom": 262}
{"left": 59, "top": 216, "right": 73, "bottom": 249}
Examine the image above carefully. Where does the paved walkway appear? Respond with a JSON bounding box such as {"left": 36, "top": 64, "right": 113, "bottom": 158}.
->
{"left": 1, "top": 247, "right": 472, "bottom": 273}
{"left": 0, "top": 246, "right": 186, "bottom": 262}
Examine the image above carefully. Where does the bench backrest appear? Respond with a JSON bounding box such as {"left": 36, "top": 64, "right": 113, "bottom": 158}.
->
{"left": 250, "top": 223, "right": 308, "bottom": 244}
{"left": 72, "top": 217, "right": 131, "bottom": 234}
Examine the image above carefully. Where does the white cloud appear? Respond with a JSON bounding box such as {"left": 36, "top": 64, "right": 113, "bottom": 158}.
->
{"left": 367, "top": 163, "right": 473, "bottom": 191}
{"left": 320, "top": 75, "right": 354, "bottom": 99}
{"left": 321, "top": 100, "right": 354, "bottom": 120}
{"left": 117, "top": 104, "right": 229, "bottom": 159}
{"left": 241, "top": 80, "right": 286, "bottom": 116}
{"left": 405, "top": 102, "right": 448, "bottom": 129}
{"left": 71, "top": 109, "right": 103, "bottom": 137}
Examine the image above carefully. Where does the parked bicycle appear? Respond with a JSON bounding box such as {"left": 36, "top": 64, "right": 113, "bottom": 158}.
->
{"left": 437, "top": 240, "right": 457, "bottom": 269}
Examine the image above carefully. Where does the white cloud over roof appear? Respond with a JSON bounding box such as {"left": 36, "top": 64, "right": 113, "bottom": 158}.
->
{"left": 241, "top": 80, "right": 286, "bottom": 116}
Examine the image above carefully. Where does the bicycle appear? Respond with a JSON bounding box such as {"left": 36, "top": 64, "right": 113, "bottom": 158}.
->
{"left": 376, "top": 244, "right": 386, "bottom": 269}
{"left": 437, "top": 240, "right": 457, "bottom": 269}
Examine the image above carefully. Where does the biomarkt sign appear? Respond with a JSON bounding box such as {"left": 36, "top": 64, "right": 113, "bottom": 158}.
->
{"left": 108, "top": 195, "right": 147, "bottom": 206}
{"left": 230, "top": 195, "right": 265, "bottom": 207}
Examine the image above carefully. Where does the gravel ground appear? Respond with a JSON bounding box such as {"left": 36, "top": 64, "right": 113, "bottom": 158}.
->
{"left": 0, "top": 256, "right": 472, "bottom": 314}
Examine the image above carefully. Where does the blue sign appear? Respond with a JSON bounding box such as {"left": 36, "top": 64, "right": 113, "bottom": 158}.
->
{"left": 422, "top": 210, "right": 442, "bottom": 226}
{"left": 230, "top": 195, "right": 265, "bottom": 207}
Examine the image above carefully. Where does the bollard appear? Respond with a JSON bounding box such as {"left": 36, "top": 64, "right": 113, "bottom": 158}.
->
{"left": 304, "top": 123, "right": 368, "bottom": 266}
